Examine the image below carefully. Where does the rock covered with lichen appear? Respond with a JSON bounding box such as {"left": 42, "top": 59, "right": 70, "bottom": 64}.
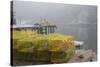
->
{"left": 12, "top": 30, "right": 75, "bottom": 63}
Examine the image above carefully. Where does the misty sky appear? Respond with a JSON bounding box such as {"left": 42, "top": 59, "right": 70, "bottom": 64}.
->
{"left": 13, "top": 1, "right": 97, "bottom": 25}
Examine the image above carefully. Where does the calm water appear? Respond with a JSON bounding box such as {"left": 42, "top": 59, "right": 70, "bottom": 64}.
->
{"left": 55, "top": 23, "right": 97, "bottom": 53}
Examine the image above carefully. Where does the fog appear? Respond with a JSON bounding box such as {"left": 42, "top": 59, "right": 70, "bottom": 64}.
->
{"left": 13, "top": 1, "right": 97, "bottom": 52}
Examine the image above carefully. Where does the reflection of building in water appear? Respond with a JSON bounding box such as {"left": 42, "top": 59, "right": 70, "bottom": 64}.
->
{"left": 12, "top": 19, "right": 57, "bottom": 34}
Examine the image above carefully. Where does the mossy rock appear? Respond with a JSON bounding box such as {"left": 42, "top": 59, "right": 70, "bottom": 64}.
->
{"left": 12, "top": 30, "right": 75, "bottom": 63}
